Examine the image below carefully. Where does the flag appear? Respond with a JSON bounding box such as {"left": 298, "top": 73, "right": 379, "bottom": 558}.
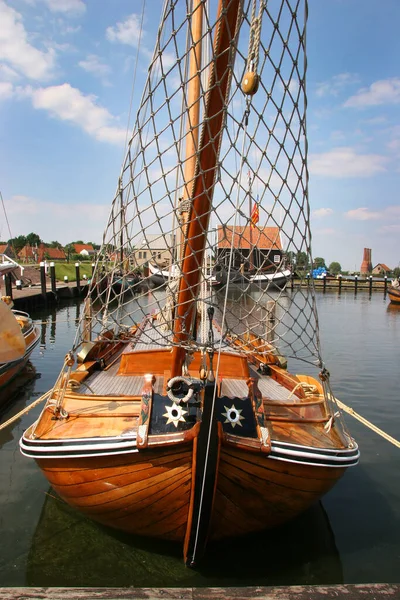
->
{"left": 250, "top": 199, "right": 259, "bottom": 229}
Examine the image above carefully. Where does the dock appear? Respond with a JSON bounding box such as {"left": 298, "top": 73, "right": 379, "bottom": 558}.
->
{"left": 0, "top": 584, "right": 398, "bottom": 599}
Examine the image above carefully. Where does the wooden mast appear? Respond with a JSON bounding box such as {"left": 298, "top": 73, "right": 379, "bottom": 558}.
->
{"left": 171, "top": 0, "right": 242, "bottom": 378}
{"left": 179, "top": 0, "right": 203, "bottom": 259}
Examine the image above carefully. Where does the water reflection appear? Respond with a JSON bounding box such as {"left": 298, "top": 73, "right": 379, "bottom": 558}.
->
{"left": 26, "top": 491, "right": 342, "bottom": 588}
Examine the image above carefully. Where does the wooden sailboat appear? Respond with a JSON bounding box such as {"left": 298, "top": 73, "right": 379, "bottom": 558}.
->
{"left": 20, "top": 0, "right": 359, "bottom": 566}
{"left": 0, "top": 298, "right": 40, "bottom": 400}
{"left": 388, "top": 280, "right": 400, "bottom": 304}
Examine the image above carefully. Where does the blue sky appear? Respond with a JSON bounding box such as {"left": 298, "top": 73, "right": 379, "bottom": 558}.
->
{"left": 0, "top": 0, "right": 399, "bottom": 271}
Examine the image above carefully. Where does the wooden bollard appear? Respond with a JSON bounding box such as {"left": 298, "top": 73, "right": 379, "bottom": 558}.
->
{"left": 92, "top": 263, "right": 95, "bottom": 276}
{"left": 354, "top": 274, "right": 358, "bottom": 294}
{"left": 369, "top": 275, "right": 373, "bottom": 294}
{"left": 5, "top": 272, "right": 13, "bottom": 298}
{"left": 50, "top": 262, "right": 57, "bottom": 295}
{"left": 306, "top": 273, "right": 310, "bottom": 286}
{"left": 384, "top": 275, "right": 388, "bottom": 294}
{"left": 75, "top": 262, "right": 81, "bottom": 293}
{"left": 40, "top": 262, "right": 47, "bottom": 296}
{"left": 338, "top": 274, "right": 342, "bottom": 293}
{"left": 323, "top": 273, "right": 327, "bottom": 293}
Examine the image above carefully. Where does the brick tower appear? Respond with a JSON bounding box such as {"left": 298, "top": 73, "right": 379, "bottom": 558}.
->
{"left": 360, "top": 248, "right": 372, "bottom": 276}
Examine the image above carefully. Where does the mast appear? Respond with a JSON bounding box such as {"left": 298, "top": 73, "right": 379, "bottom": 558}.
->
{"left": 179, "top": 0, "right": 203, "bottom": 258}
{"left": 171, "top": 0, "right": 242, "bottom": 378}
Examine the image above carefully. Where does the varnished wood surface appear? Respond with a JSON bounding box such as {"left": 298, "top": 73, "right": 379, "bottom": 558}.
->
{"left": 38, "top": 445, "right": 193, "bottom": 542}
{"left": 1, "top": 584, "right": 398, "bottom": 599}
{"left": 210, "top": 444, "right": 343, "bottom": 540}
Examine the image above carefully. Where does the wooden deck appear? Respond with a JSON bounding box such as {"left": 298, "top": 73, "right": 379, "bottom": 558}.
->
{"left": 0, "top": 584, "right": 398, "bottom": 599}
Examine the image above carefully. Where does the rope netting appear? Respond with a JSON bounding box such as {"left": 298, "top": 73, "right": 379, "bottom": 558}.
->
{"left": 76, "top": 0, "right": 322, "bottom": 368}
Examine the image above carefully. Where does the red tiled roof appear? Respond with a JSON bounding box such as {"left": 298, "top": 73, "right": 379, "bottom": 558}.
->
{"left": 374, "top": 263, "right": 391, "bottom": 271}
{"left": 0, "top": 244, "right": 8, "bottom": 253}
{"left": 74, "top": 244, "right": 95, "bottom": 253}
{"left": 41, "top": 247, "right": 66, "bottom": 260}
{"left": 18, "top": 245, "right": 35, "bottom": 259}
{"left": 217, "top": 225, "right": 282, "bottom": 251}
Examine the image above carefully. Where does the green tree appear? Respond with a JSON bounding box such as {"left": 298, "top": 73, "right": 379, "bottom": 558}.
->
{"left": 26, "top": 232, "right": 41, "bottom": 246}
{"left": 313, "top": 257, "right": 326, "bottom": 269}
{"left": 296, "top": 251, "right": 309, "bottom": 269}
{"left": 393, "top": 267, "right": 400, "bottom": 278}
{"left": 65, "top": 244, "right": 75, "bottom": 264}
{"left": 8, "top": 235, "right": 27, "bottom": 253}
{"left": 329, "top": 261, "right": 342, "bottom": 275}
{"left": 49, "top": 240, "right": 63, "bottom": 249}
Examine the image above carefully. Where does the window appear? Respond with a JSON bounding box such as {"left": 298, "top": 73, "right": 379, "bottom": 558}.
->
{"left": 143, "top": 251, "right": 147, "bottom": 259}
{"left": 139, "top": 251, "right": 142, "bottom": 259}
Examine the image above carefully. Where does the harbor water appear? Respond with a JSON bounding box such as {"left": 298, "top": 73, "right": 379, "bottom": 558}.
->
{"left": 0, "top": 291, "right": 399, "bottom": 587}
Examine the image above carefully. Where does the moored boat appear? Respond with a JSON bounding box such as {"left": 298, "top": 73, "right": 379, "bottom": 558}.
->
{"left": 20, "top": 0, "right": 359, "bottom": 567}
{"left": 388, "top": 280, "right": 400, "bottom": 304}
{"left": 0, "top": 298, "right": 40, "bottom": 401}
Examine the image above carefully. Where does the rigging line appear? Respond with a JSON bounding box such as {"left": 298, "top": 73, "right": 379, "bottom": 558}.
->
{"left": 122, "top": 0, "right": 146, "bottom": 159}
{"left": 0, "top": 190, "right": 15, "bottom": 251}
{"left": 191, "top": 100, "right": 251, "bottom": 561}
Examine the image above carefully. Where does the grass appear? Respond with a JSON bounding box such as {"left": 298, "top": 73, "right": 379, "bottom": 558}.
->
{"left": 54, "top": 262, "right": 93, "bottom": 282}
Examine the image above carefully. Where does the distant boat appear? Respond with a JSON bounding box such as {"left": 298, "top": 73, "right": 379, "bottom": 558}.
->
{"left": 388, "top": 281, "right": 400, "bottom": 304}
{"left": 0, "top": 299, "right": 40, "bottom": 400}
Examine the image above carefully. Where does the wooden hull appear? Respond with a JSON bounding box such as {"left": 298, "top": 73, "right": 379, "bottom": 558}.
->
{"left": 32, "top": 438, "right": 344, "bottom": 545}
{"left": 0, "top": 311, "right": 40, "bottom": 401}
{"left": 388, "top": 287, "right": 400, "bottom": 304}
{"left": 37, "top": 445, "right": 193, "bottom": 543}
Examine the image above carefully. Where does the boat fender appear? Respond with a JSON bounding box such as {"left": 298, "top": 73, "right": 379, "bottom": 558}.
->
{"left": 166, "top": 376, "right": 197, "bottom": 404}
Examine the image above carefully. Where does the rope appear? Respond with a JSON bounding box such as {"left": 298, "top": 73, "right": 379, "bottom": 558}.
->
{"left": 332, "top": 396, "right": 400, "bottom": 449}
{"left": 0, "top": 390, "right": 51, "bottom": 432}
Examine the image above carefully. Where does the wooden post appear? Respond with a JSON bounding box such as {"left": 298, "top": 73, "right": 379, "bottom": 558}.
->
{"left": 384, "top": 275, "right": 388, "bottom": 294}
{"left": 338, "top": 274, "right": 342, "bottom": 294}
{"left": 266, "top": 300, "right": 276, "bottom": 343}
{"left": 306, "top": 273, "right": 310, "bottom": 286}
{"left": 369, "top": 275, "right": 373, "bottom": 295}
{"left": 4, "top": 272, "right": 13, "bottom": 299}
{"left": 75, "top": 262, "right": 81, "bottom": 294}
{"left": 50, "top": 262, "right": 57, "bottom": 295}
{"left": 91, "top": 263, "right": 95, "bottom": 276}
{"left": 40, "top": 262, "right": 47, "bottom": 297}
{"left": 323, "top": 273, "right": 327, "bottom": 293}
{"left": 354, "top": 274, "right": 358, "bottom": 294}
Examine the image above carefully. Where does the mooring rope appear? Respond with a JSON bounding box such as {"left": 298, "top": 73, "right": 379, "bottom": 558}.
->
{"left": 331, "top": 395, "right": 400, "bottom": 449}
{"left": 0, "top": 390, "right": 51, "bottom": 432}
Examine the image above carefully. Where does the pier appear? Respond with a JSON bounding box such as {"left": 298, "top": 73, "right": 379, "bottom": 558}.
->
{"left": 0, "top": 584, "right": 398, "bottom": 599}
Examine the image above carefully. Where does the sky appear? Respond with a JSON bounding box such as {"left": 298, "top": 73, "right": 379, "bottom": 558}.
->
{"left": 0, "top": 0, "right": 399, "bottom": 272}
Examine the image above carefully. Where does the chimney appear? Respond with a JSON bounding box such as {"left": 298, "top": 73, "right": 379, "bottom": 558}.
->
{"left": 360, "top": 248, "right": 372, "bottom": 276}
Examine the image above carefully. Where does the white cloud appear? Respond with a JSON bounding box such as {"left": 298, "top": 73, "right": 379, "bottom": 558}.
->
{"left": 344, "top": 78, "right": 400, "bottom": 108}
{"left": 345, "top": 208, "right": 381, "bottom": 221}
{"left": 5, "top": 195, "right": 108, "bottom": 244}
{"left": 309, "top": 147, "right": 387, "bottom": 178}
{"left": 0, "top": 1, "right": 55, "bottom": 81}
{"left": 24, "top": 0, "right": 86, "bottom": 16}
{"left": 312, "top": 208, "right": 333, "bottom": 218}
{"left": 106, "top": 13, "right": 143, "bottom": 47}
{"left": 78, "top": 54, "right": 110, "bottom": 80}
{"left": 28, "top": 83, "right": 126, "bottom": 144}
{"left": 0, "top": 63, "right": 20, "bottom": 82}
{"left": 315, "top": 73, "right": 359, "bottom": 98}
{"left": 0, "top": 81, "right": 13, "bottom": 99}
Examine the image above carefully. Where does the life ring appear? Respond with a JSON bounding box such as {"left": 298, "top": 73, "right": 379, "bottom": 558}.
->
{"left": 166, "top": 376, "right": 195, "bottom": 404}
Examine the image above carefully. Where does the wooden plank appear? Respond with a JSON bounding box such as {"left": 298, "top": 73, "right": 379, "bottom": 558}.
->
{"left": 1, "top": 584, "right": 399, "bottom": 599}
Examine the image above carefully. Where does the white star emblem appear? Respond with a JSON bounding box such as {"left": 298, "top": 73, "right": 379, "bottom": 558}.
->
{"left": 163, "top": 404, "right": 188, "bottom": 428}
{"left": 221, "top": 404, "right": 245, "bottom": 428}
